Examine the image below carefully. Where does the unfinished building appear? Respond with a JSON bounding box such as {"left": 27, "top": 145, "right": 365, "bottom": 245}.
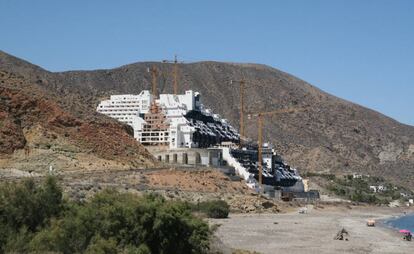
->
{"left": 97, "top": 89, "right": 307, "bottom": 195}
{"left": 140, "top": 102, "right": 169, "bottom": 146}
{"left": 97, "top": 90, "right": 239, "bottom": 149}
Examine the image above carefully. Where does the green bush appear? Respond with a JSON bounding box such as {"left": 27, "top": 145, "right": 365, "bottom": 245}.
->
{"left": 0, "top": 176, "right": 63, "bottom": 253}
{"left": 0, "top": 178, "right": 212, "bottom": 254}
{"left": 322, "top": 174, "right": 414, "bottom": 205}
{"left": 349, "top": 190, "right": 378, "bottom": 203}
{"left": 195, "top": 200, "right": 230, "bottom": 219}
{"left": 327, "top": 184, "right": 347, "bottom": 196}
{"left": 0, "top": 176, "right": 63, "bottom": 232}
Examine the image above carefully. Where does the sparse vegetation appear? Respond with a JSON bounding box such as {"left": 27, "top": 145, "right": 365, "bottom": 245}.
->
{"left": 0, "top": 177, "right": 212, "bottom": 254}
{"left": 232, "top": 250, "right": 261, "bottom": 254}
{"left": 193, "top": 200, "right": 230, "bottom": 219}
{"left": 306, "top": 173, "right": 413, "bottom": 204}
{"left": 303, "top": 172, "right": 336, "bottom": 181}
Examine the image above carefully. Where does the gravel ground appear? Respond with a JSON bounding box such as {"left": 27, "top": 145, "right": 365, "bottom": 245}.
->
{"left": 211, "top": 206, "right": 414, "bottom": 254}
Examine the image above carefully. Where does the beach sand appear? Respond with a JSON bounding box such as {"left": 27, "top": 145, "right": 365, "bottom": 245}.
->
{"left": 211, "top": 206, "right": 413, "bottom": 254}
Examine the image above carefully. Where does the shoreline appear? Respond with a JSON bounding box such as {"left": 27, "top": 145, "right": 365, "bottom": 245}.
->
{"left": 211, "top": 205, "right": 414, "bottom": 254}
{"left": 373, "top": 209, "right": 413, "bottom": 241}
{"left": 379, "top": 211, "right": 414, "bottom": 233}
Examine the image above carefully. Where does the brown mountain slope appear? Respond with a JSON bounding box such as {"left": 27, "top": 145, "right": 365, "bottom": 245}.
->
{"left": 1, "top": 51, "right": 413, "bottom": 188}
{"left": 0, "top": 69, "right": 155, "bottom": 172}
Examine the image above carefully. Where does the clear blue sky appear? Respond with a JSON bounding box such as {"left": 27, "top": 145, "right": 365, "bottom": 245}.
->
{"left": 1, "top": 0, "right": 413, "bottom": 125}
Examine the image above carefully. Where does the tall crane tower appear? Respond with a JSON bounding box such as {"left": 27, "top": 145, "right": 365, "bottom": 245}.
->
{"left": 230, "top": 79, "right": 265, "bottom": 141}
{"left": 147, "top": 66, "right": 159, "bottom": 98}
{"left": 247, "top": 108, "right": 307, "bottom": 190}
{"left": 229, "top": 79, "right": 246, "bottom": 139}
{"left": 162, "top": 55, "right": 184, "bottom": 95}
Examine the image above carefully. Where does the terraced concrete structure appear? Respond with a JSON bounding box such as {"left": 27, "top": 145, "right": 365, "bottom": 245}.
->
{"left": 97, "top": 90, "right": 240, "bottom": 149}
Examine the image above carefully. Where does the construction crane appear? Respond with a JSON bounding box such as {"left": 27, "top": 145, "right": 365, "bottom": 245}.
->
{"left": 162, "top": 55, "right": 184, "bottom": 95}
{"left": 147, "top": 66, "right": 159, "bottom": 98}
{"left": 229, "top": 79, "right": 246, "bottom": 139}
{"left": 247, "top": 107, "right": 307, "bottom": 191}
{"left": 229, "top": 78, "right": 265, "bottom": 140}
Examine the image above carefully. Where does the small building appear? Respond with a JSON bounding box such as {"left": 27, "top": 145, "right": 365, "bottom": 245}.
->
{"left": 352, "top": 174, "right": 363, "bottom": 179}
{"left": 370, "top": 185, "right": 387, "bottom": 193}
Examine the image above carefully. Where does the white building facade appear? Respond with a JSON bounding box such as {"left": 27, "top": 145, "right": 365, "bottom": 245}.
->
{"left": 97, "top": 90, "right": 239, "bottom": 149}
{"left": 97, "top": 91, "right": 152, "bottom": 138}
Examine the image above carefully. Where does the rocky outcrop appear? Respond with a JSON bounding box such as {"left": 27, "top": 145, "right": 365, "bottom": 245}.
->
{"left": 0, "top": 70, "right": 155, "bottom": 171}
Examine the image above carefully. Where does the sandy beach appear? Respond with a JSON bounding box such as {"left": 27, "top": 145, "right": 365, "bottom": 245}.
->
{"left": 211, "top": 206, "right": 414, "bottom": 254}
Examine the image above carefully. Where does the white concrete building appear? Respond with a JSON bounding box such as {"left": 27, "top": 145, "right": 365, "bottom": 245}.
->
{"left": 97, "top": 91, "right": 152, "bottom": 139}
{"left": 262, "top": 143, "right": 273, "bottom": 170}
{"left": 97, "top": 90, "right": 239, "bottom": 149}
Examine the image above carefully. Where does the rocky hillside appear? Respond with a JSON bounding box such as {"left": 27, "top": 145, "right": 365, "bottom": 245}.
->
{"left": 0, "top": 68, "right": 155, "bottom": 173}
{"left": 1, "top": 51, "right": 413, "bottom": 188}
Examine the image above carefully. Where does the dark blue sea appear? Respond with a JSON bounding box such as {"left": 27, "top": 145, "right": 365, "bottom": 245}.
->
{"left": 384, "top": 213, "right": 414, "bottom": 232}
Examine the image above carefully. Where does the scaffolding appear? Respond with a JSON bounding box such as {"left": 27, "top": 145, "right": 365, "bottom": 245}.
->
{"left": 140, "top": 102, "right": 170, "bottom": 146}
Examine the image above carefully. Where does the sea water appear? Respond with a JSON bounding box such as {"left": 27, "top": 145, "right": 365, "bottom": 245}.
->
{"left": 384, "top": 213, "right": 414, "bottom": 232}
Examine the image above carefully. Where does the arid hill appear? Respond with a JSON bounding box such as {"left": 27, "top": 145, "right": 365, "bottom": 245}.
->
{"left": 0, "top": 68, "right": 155, "bottom": 173}
{"left": 1, "top": 51, "right": 413, "bottom": 188}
